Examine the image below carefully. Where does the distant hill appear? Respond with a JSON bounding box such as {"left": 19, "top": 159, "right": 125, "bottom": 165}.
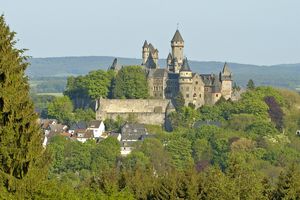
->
{"left": 27, "top": 56, "right": 300, "bottom": 91}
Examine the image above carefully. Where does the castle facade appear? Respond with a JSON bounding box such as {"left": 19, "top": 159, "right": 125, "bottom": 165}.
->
{"left": 110, "top": 30, "right": 233, "bottom": 108}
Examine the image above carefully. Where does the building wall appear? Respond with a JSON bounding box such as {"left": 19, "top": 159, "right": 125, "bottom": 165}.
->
{"left": 171, "top": 41, "right": 184, "bottom": 65}
{"left": 190, "top": 75, "right": 205, "bottom": 108}
{"left": 96, "top": 99, "right": 172, "bottom": 125}
{"left": 148, "top": 76, "right": 167, "bottom": 99}
{"left": 221, "top": 80, "right": 232, "bottom": 100}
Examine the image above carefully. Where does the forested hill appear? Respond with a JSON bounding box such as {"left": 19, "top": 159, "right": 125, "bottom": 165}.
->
{"left": 27, "top": 56, "right": 300, "bottom": 90}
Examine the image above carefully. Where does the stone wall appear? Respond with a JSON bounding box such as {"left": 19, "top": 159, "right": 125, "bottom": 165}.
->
{"left": 96, "top": 99, "right": 173, "bottom": 125}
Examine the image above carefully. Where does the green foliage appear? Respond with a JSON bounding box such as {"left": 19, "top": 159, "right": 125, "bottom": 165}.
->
{"left": 74, "top": 108, "right": 95, "bottom": 123}
{"left": 169, "top": 106, "right": 200, "bottom": 129}
{"left": 245, "top": 121, "right": 279, "bottom": 136}
{"left": 64, "top": 69, "right": 114, "bottom": 108}
{"left": 273, "top": 164, "right": 300, "bottom": 199}
{"left": 47, "top": 96, "right": 74, "bottom": 125}
{"left": 31, "top": 94, "right": 56, "bottom": 118}
{"left": 0, "top": 14, "right": 48, "bottom": 196}
{"left": 174, "top": 92, "right": 185, "bottom": 110}
{"left": 199, "top": 105, "right": 222, "bottom": 121}
{"left": 247, "top": 79, "right": 255, "bottom": 90}
{"left": 166, "top": 137, "right": 194, "bottom": 170}
{"left": 112, "top": 66, "right": 149, "bottom": 99}
{"left": 90, "top": 137, "right": 120, "bottom": 172}
{"left": 104, "top": 116, "right": 124, "bottom": 132}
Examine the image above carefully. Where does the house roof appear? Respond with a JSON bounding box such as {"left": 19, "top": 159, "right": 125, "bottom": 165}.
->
{"left": 121, "top": 123, "right": 147, "bottom": 141}
{"left": 49, "top": 124, "right": 67, "bottom": 133}
{"left": 171, "top": 29, "right": 184, "bottom": 43}
{"left": 75, "top": 129, "right": 94, "bottom": 139}
{"left": 88, "top": 120, "right": 102, "bottom": 128}
{"left": 69, "top": 121, "right": 87, "bottom": 130}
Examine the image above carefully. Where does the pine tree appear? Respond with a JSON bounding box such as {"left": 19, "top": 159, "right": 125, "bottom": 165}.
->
{"left": 0, "top": 15, "right": 48, "bottom": 198}
{"left": 247, "top": 79, "right": 255, "bottom": 90}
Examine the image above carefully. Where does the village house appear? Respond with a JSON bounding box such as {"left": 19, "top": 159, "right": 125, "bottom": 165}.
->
{"left": 120, "top": 123, "right": 149, "bottom": 156}
{"left": 87, "top": 120, "right": 106, "bottom": 138}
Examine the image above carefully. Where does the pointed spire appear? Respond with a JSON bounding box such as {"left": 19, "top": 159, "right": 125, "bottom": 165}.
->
{"left": 109, "top": 58, "right": 120, "bottom": 71}
{"left": 171, "top": 29, "right": 184, "bottom": 43}
{"left": 146, "top": 52, "right": 157, "bottom": 69}
{"left": 167, "top": 53, "right": 172, "bottom": 60}
{"left": 143, "top": 40, "right": 148, "bottom": 48}
{"left": 180, "top": 57, "right": 191, "bottom": 72}
{"left": 222, "top": 62, "right": 231, "bottom": 76}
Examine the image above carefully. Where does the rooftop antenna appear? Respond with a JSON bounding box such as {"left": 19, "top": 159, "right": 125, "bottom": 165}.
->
{"left": 177, "top": 23, "right": 179, "bottom": 30}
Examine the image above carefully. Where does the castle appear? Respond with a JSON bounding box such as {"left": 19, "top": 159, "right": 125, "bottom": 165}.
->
{"left": 109, "top": 29, "right": 233, "bottom": 108}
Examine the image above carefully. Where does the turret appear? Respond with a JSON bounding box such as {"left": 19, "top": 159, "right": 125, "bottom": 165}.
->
{"left": 108, "top": 58, "right": 120, "bottom": 72}
{"left": 219, "top": 62, "right": 233, "bottom": 100}
{"left": 220, "top": 62, "right": 232, "bottom": 81}
{"left": 167, "top": 53, "right": 172, "bottom": 67}
{"left": 171, "top": 29, "right": 184, "bottom": 65}
{"left": 145, "top": 52, "right": 157, "bottom": 69}
{"left": 179, "top": 57, "right": 192, "bottom": 79}
{"left": 142, "top": 40, "right": 149, "bottom": 65}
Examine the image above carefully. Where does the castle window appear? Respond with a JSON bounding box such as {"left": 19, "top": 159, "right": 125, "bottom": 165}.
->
{"left": 193, "top": 93, "right": 197, "bottom": 97}
{"left": 199, "top": 94, "right": 201, "bottom": 98}
{"left": 216, "top": 94, "right": 219, "bottom": 97}
{"left": 196, "top": 81, "right": 198, "bottom": 85}
{"left": 186, "top": 87, "right": 189, "bottom": 91}
{"left": 186, "top": 94, "right": 189, "bottom": 98}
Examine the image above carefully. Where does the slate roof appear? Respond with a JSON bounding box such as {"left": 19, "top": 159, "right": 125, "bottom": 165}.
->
{"left": 167, "top": 53, "right": 172, "bottom": 60}
{"left": 171, "top": 29, "right": 184, "bottom": 43}
{"left": 149, "top": 68, "right": 168, "bottom": 78}
{"left": 109, "top": 58, "right": 121, "bottom": 71}
{"left": 180, "top": 57, "right": 191, "bottom": 72}
{"left": 222, "top": 62, "right": 231, "bottom": 76}
{"left": 143, "top": 40, "right": 148, "bottom": 48}
{"left": 121, "top": 123, "right": 148, "bottom": 141}
{"left": 200, "top": 74, "right": 214, "bottom": 86}
{"left": 88, "top": 120, "right": 102, "bottom": 128}
{"left": 168, "top": 72, "right": 179, "bottom": 80}
{"left": 145, "top": 52, "right": 157, "bottom": 69}
{"left": 69, "top": 121, "right": 87, "bottom": 130}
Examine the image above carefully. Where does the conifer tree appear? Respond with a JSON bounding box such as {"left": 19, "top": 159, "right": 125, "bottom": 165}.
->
{"left": 0, "top": 15, "right": 47, "bottom": 198}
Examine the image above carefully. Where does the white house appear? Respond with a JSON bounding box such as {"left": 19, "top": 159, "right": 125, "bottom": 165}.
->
{"left": 87, "top": 120, "right": 105, "bottom": 138}
{"left": 75, "top": 129, "right": 93, "bottom": 143}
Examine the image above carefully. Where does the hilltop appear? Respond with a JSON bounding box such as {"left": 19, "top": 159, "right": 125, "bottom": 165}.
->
{"left": 27, "top": 56, "right": 300, "bottom": 92}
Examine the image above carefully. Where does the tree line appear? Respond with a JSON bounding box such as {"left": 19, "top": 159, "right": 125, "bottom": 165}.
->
{"left": 1, "top": 14, "right": 300, "bottom": 199}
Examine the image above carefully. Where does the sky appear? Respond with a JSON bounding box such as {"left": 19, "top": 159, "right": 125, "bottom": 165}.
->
{"left": 1, "top": 0, "right": 300, "bottom": 65}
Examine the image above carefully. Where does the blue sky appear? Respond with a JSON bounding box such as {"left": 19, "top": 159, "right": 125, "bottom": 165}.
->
{"left": 1, "top": 0, "right": 300, "bottom": 65}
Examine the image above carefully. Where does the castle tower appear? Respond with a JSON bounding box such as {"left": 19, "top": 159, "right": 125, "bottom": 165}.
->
{"left": 220, "top": 62, "right": 233, "bottom": 100}
{"left": 179, "top": 58, "right": 193, "bottom": 106}
{"left": 171, "top": 29, "right": 184, "bottom": 67}
{"left": 108, "top": 58, "right": 121, "bottom": 72}
{"left": 142, "top": 40, "right": 149, "bottom": 65}
{"left": 145, "top": 52, "right": 157, "bottom": 69}
{"left": 167, "top": 53, "right": 172, "bottom": 70}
